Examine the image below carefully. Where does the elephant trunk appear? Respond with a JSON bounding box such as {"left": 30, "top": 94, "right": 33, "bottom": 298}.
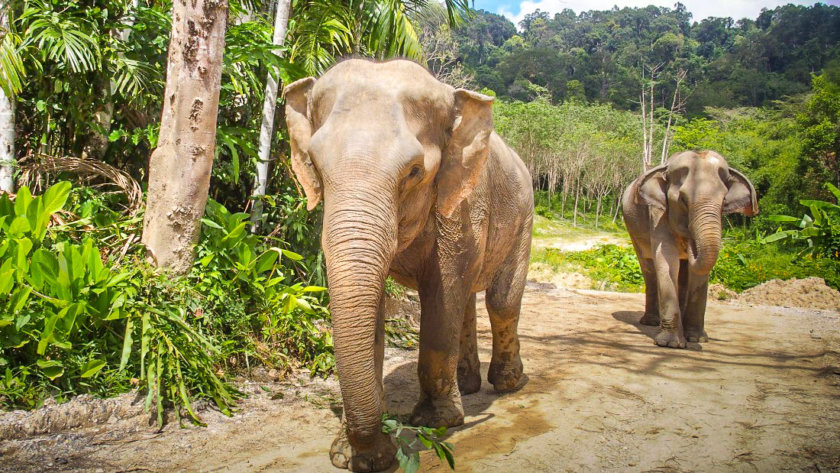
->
{"left": 322, "top": 181, "right": 397, "bottom": 452}
{"left": 688, "top": 199, "right": 723, "bottom": 275}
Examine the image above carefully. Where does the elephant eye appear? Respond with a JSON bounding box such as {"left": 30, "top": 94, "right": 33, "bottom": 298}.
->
{"left": 408, "top": 165, "right": 422, "bottom": 178}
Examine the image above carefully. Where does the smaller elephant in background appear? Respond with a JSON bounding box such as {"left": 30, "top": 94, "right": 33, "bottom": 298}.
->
{"left": 622, "top": 150, "right": 758, "bottom": 348}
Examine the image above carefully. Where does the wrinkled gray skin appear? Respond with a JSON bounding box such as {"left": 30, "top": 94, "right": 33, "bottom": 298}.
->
{"left": 622, "top": 151, "right": 758, "bottom": 348}
{"left": 283, "top": 59, "right": 533, "bottom": 472}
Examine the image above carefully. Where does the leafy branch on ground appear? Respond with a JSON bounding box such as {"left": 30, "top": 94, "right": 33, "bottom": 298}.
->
{"left": 382, "top": 414, "right": 455, "bottom": 473}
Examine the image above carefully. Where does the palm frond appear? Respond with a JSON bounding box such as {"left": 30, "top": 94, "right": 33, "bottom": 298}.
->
{"left": 0, "top": 29, "right": 25, "bottom": 96}
{"left": 112, "top": 55, "right": 158, "bottom": 100}
{"left": 20, "top": 0, "right": 100, "bottom": 73}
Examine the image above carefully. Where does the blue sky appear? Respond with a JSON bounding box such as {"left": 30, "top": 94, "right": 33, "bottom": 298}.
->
{"left": 474, "top": 0, "right": 830, "bottom": 29}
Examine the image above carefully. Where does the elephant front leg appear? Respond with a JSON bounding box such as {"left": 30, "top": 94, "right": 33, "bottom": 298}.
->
{"left": 651, "top": 231, "right": 686, "bottom": 349}
{"left": 682, "top": 271, "right": 710, "bottom": 342}
{"left": 457, "top": 293, "right": 481, "bottom": 395}
{"left": 411, "top": 270, "right": 466, "bottom": 428}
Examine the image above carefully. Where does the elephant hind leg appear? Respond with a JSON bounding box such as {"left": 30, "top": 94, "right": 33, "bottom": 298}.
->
{"left": 678, "top": 259, "right": 689, "bottom": 313}
{"left": 638, "top": 256, "right": 660, "bottom": 326}
{"left": 485, "top": 231, "right": 529, "bottom": 393}
{"left": 457, "top": 293, "right": 481, "bottom": 395}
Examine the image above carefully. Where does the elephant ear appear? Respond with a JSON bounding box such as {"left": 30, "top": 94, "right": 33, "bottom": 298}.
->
{"left": 723, "top": 168, "right": 759, "bottom": 216}
{"left": 436, "top": 89, "right": 494, "bottom": 218}
{"left": 636, "top": 164, "right": 669, "bottom": 211}
{"left": 283, "top": 77, "right": 322, "bottom": 211}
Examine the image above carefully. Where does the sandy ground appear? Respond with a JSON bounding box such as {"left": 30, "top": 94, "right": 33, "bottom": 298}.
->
{"left": 2, "top": 282, "right": 839, "bottom": 472}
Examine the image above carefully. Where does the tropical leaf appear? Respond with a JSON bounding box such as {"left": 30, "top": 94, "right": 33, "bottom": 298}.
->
{"left": 20, "top": 0, "right": 100, "bottom": 73}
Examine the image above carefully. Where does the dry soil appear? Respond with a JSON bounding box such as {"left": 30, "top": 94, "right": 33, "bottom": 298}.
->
{"left": 2, "top": 281, "right": 839, "bottom": 472}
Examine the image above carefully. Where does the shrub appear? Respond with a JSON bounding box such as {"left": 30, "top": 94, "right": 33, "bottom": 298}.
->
{"left": 1, "top": 183, "right": 333, "bottom": 423}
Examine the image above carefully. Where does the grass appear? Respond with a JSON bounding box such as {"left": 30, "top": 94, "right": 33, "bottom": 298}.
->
{"left": 532, "top": 244, "right": 644, "bottom": 292}
{"left": 531, "top": 214, "right": 840, "bottom": 293}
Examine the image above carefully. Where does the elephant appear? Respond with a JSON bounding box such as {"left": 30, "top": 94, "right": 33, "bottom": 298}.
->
{"left": 621, "top": 150, "right": 758, "bottom": 349}
{"left": 283, "top": 59, "right": 533, "bottom": 472}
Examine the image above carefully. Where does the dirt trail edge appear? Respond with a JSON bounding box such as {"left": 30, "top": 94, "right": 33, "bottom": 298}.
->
{"left": 2, "top": 284, "right": 839, "bottom": 472}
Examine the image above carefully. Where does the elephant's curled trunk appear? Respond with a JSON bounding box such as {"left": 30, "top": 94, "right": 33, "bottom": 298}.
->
{"left": 688, "top": 199, "right": 723, "bottom": 275}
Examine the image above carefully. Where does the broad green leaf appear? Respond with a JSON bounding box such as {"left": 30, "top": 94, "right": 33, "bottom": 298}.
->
{"left": 7, "top": 216, "right": 31, "bottom": 235}
{"left": 80, "top": 359, "right": 106, "bottom": 378}
{"left": 281, "top": 249, "right": 303, "bottom": 261}
{"left": 119, "top": 318, "right": 133, "bottom": 370}
{"left": 36, "top": 359, "right": 64, "bottom": 380}
{"left": 13, "top": 186, "right": 32, "bottom": 216}
{"left": 762, "top": 231, "right": 792, "bottom": 243}
{"left": 10, "top": 286, "right": 32, "bottom": 313}
{"left": 32, "top": 248, "right": 59, "bottom": 288}
{"left": 15, "top": 238, "right": 33, "bottom": 269}
{"left": 766, "top": 215, "right": 800, "bottom": 223}
{"left": 826, "top": 183, "right": 840, "bottom": 202}
{"left": 201, "top": 218, "right": 224, "bottom": 230}
{"left": 0, "top": 268, "right": 15, "bottom": 295}
{"left": 254, "top": 251, "right": 279, "bottom": 274}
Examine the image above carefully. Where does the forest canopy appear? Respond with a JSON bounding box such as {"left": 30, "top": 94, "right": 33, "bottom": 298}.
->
{"left": 441, "top": 3, "right": 840, "bottom": 113}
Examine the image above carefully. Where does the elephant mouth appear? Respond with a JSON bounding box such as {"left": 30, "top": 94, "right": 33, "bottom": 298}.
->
{"left": 687, "top": 239, "right": 699, "bottom": 266}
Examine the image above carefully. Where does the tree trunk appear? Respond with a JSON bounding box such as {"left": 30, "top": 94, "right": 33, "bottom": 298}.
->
{"left": 573, "top": 177, "right": 580, "bottom": 228}
{"left": 250, "top": 0, "right": 292, "bottom": 231}
{"left": 595, "top": 194, "right": 602, "bottom": 228}
{"left": 142, "top": 0, "right": 229, "bottom": 273}
{"left": 612, "top": 196, "right": 621, "bottom": 223}
{"left": 0, "top": 2, "right": 15, "bottom": 193}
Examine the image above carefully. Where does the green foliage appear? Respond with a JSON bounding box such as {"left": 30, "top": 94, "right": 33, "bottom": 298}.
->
{"left": 1, "top": 183, "right": 333, "bottom": 420}
{"left": 797, "top": 66, "right": 840, "bottom": 191}
{"left": 447, "top": 4, "right": 840, "bottom": 110}
{"left": 382, "top": 414, "right": 455, "bottom": 473}
{"left": 763, "top": 183, "right": 840, "bottom": 261}
{"left": 196, "top": 199, "right": 333, "bottom": 377}
{"left": 533, "top": 245, "right": 644, "bottom": 292}
{"left": 532, "top": 233, "right": 840, "bottom": 294}
{"left": 713, "top": 232, "right": 840, "bottom": 291}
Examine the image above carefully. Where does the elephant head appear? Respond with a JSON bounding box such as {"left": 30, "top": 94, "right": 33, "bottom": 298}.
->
{"left": 283, "top": 59, "right": 493, "bottom": 471}
{"left": 636, "top": 150, "right": 758, "bottom": 274}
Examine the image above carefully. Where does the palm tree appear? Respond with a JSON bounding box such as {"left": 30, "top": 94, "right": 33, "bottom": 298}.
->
{"left": 0, "top": 0, "right": 101, "bottom": 192}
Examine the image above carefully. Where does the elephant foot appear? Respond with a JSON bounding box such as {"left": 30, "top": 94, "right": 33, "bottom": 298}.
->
{"left": 639, "top": 312, "right": 660, "bottom": 326}
{"left": 410, "top": 395, "right": 464, "bottom": 428}
{"left": 330, "top": 428, "right": 396, "bottom": 473}
{"left": 685, "top": 327, "right": 709, "bottom": 343}
{"left": 654, "top": 328, "right": 687, "bottom": 349}
{"left": 457, "top": 365, "right": 482, "bottom": 395}
{"left": 488, "top": 356, "right": 525, "bottom": 393}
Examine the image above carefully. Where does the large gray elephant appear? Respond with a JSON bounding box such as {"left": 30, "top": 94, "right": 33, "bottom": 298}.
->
{"left": 283, "top": 59, "right": 533, "bottom": 472}
{"left": 621, "top": 150, "right": 758, "bottom": 349}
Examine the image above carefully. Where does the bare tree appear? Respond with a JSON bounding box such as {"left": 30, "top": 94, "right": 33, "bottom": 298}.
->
{"left": 142, "top": 0, "right": 229, "bottom": 273}
{"left": 659, "top": 68, "right": 687, "bottom": 164}
{"left": 639, "top": 63, "right": 662, "bottom": 172}
{"left": 0, "top": 1, "right": 15, "bottom": 192}
{"left": 250, "top": 0, "right": 293, "bottom": 231}
{"left": 415, "top": 4, "right": 474, "bottom": 88}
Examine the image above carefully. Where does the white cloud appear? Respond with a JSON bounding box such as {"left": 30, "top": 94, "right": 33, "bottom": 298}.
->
{"left": 498, "top": 0, "right": 819, "bottom": 28}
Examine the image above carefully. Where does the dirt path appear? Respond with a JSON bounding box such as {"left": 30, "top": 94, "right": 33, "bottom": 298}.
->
{"left": 2, "top": 284, "right": 839, "bottom": 472}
